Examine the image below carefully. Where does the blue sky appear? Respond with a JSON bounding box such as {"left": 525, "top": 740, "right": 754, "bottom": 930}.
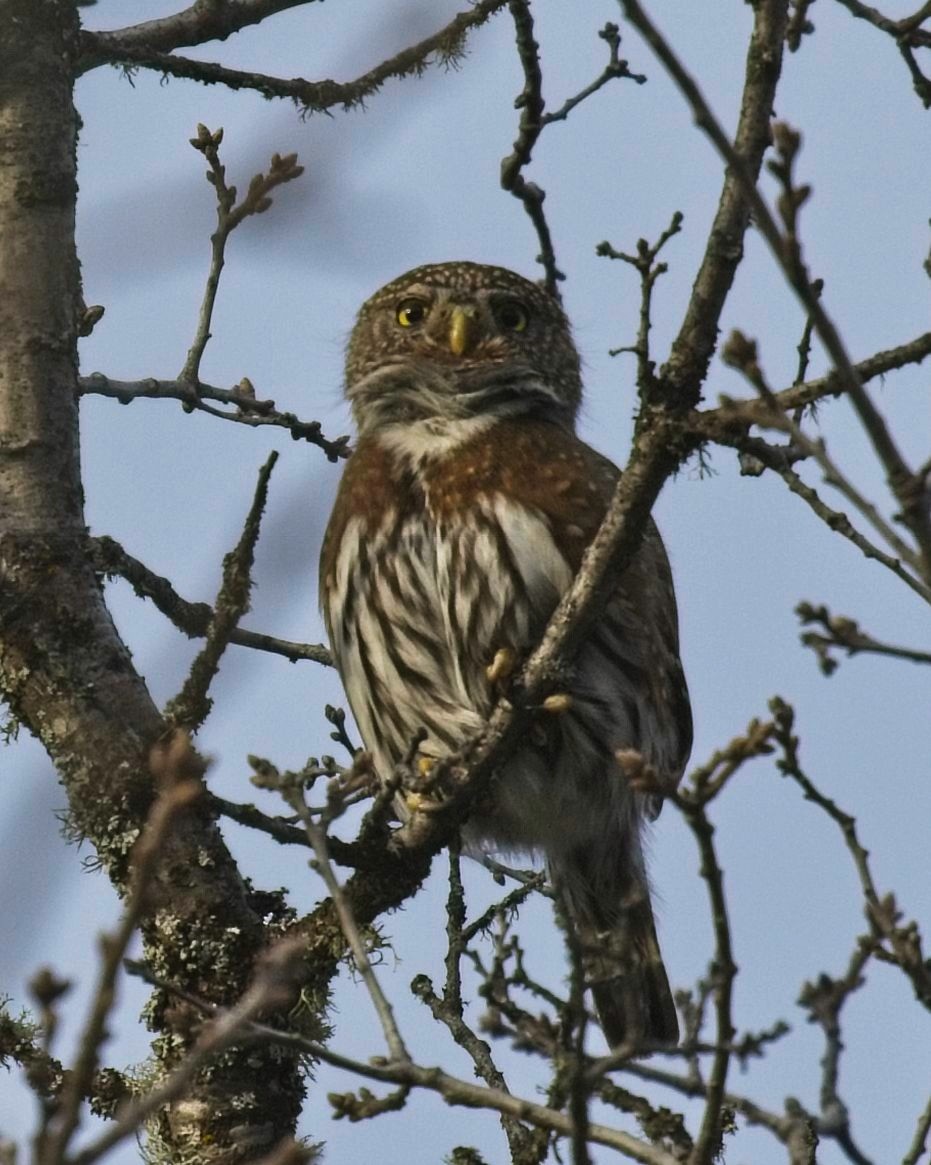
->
{"left": 2, "top": 2, "right": 929, "bottom": 1161}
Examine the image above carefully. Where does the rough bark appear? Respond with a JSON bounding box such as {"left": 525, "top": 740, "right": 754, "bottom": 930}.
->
{"left": 0, "top": 2, "right": 304, "bottom": 1157}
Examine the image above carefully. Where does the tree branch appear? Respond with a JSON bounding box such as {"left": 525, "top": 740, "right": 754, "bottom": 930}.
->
{"left": 79, "top": 373, "right": 351, "bottom": 461}
{"left": 78, "top": 0, "right": 511, "bottom": 114}
{"left": 81, "top": 0, "right": 327, "bottom": 59}
{"left": 796, "top": 601, "right": 931, "bottom": 673}
{"left": 619, "top": 0, "right": 789, "bottom": 406}
{"left": 89, "top": 534, "right": 333, "bottom": 666}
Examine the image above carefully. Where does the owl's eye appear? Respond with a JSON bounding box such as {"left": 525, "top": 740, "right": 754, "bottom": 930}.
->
{"left": 396, "top": 298, "right": 429, "bottom": 328}
{"left": 496, "top": 300, "right": 529, "bottom": 332}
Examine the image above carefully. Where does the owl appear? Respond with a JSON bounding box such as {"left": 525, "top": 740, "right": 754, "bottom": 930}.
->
{"left": 320, "top": 262, "right": 692, "bottom": 1046}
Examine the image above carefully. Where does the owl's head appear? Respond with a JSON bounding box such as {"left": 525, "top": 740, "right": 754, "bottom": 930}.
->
{"left": 345, "top": 262, "right": 582, "bottom": 436}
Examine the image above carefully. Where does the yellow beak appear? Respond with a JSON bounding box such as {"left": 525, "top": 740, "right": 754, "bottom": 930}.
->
{"left": 448, "top": 306, "right": 474, "bottom": 356}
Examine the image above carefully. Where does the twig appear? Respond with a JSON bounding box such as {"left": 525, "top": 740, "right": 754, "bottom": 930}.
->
{"left": 703, "top": 429, "right": 931, "bottom": 606}
{"left": 181, "top": 127, "right": 303, "bottom": 388}
{"left": 207, "top": 793, "right": 308, "bottom": 846}
{"left": 622, "top": 1058, "right": 818, "bottom": 1154}
{"left": 284, "top": 783, "right": 411, "bottom": 1065}
{"left": 686, "top": 716, "right": 777, "bottom": 804}
{"left": 165, "top": 452, "right": 277, "bottom": 731}
{"left": 696, "top": 329, "right": 931, "bottom": 426}
{"left": 770, "top": 698, "right": 931, "bottom": 1011}
{"left": 625, "top": 10, "right": 930, "bottom": 574}
{"left": 462, "top": 876, "right": 548, "bottom": 946}
{"left": 632, "top": 0, "right": 789, "bottom": 402}
{"left": 246, "top": 1019, "right": 683, "bottom": 1165}
{"left": 787, "top": 0, "right": 818, "bottom": 51}
{"left": 668, "top": 794, "right": 736, "bottom": 1160}
{"left": 843, "top": 376, "right": 931, "bottom": 580}
{"left": 797, "top": 941, "right": 874, "bottom": 1165}
{"left": 540, "top": 22, "right": 646, "bottom": 125}
{"left": 597, "top": 211, "right": 684, "bottom": 395}
{"left": 903, "top": 1094, "right": 931, "bottom": 1165}
{"left": 79, "top": 374, "right": 351, "bottom": 462}
{"left": 721, "top": 328, "right": 924, "bottom": 573}
{"left": 793, "top": 277, "right": 824, "bottom": 388}
{"left": 89, "top": 533, "right": 333, "bottom": 666}
{"left": 832, "top": 0, "right": 931, "bottom": 105}
{"left": 410, "top": 847, "right": 538, "bottom": 1161}
{"left": 796, "top": 601, "right": 931, "bottom": 673}
{"left": 501, "top": 1, "right": 564, "bottom": 296}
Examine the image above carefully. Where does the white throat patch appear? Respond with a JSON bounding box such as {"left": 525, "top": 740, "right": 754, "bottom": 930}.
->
{"left": 377, "top": 415, "right": 495, "bottom": 468}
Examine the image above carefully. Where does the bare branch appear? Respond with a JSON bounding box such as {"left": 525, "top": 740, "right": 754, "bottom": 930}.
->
{"left": 699, "top": 423, "right": 931, "bottom": 606}
{"left": 797, "top": 941, "right": 875, "bottom": 1165}
{"left": 89, "top": 534, "right": 333, "bottom": 666}
{"left": 541, "top": 23, "right": 646, "bottom": 125}
{"left": 501, "top": 1, "right": 564, "bottom": 296}
{"left": 79, "top": 374, "right": 351, "bottom": 461}
{"left": 796, "top": 601, "right": 931, "bottom": 673}
{"left": 597, "top": 211, "right": 684, "bottom": 392}
{"left": 832, "top": 0, "right": 931, "bottom": 104}
{"left": 181, "top": 127, "right": 304, "bottom": 389}
{"left": 771, "top": 698, "right": 931, "bottom": 1011}
{"left": 500, "top": 14, "right": 643, "bottom": 294}
{"left": 165, "top": 453, "right": 277, "bottom": 731}
{"left": 669, "top": 791, "right": 737, "bottom": 1157}
{"left": 78, "top": 1, "right": 511, "bottom": 112}
{"left": 787, "top": 0, "right": 818, "bottom": 51}
{"left": 698, "top": 329, "right": 931, "bottom": 423}
{"left": 903, "top": 1094, "right": 931, "bottom": 1165}
{"left": 721, "top": 328, "right": 925, "bottom": 573}
{"left": 241, "top": 1021, "right": 684, "bottom": 1165}
{"left": 0, "top": 1003, "right": 129, "bottom": 1119}
{"left": 80, "top": 0, "right": 326, "bottom": 59}
{"left": 619, "top": 0, "right": 789, "bottom": 405}
{"left": 282, "top": 780, "right": 411, "bottom": 1065}
{"left": 409, "top": 847, "right": 539, "bottom": 1161}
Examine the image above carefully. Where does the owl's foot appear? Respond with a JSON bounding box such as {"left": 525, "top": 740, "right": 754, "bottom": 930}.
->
{"left": 486, "top": 647, "right": 516, "bottom": 688}
{"left": 542, "top": 692, "right": 573, "bottom": 714}
{"left": 402, "top": 789, "right": 446, "bottom": 814}
{"left": 400, "top": 755, "right": 446, "bottom": 815}
{"left": 615, "top": 749, "right": 664, "bottom": 795}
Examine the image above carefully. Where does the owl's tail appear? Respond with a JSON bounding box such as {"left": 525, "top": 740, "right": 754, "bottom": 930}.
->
{"left": 558, "top": 852, "right": 679, "bottom": 1049}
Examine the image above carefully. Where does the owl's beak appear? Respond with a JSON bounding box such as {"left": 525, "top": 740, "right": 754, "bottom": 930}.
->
{"left": 448, "top": 306, "right": 475, "bottom": 356}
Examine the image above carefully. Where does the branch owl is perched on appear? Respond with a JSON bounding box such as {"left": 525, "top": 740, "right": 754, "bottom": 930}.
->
{"left": 320, "top": 261, "right": 692, "bottom": 1046}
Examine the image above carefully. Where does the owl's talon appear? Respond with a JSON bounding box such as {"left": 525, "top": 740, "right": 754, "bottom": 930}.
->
{"left": 416, "top": 756, "right": 435, "bottom": 777}
{"left": 403, "top": 790, "right": 444, "bottom": 814}
{"left": 542, "top": 692, "right": 573, "bottom": 715}
{"left": 486, "top": 647, "right": 516, "bottom": 687}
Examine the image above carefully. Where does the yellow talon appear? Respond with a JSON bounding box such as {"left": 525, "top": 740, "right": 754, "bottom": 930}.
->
{"left": 417, "top": 756, "right": 435, "bottom": 777}
{"left": 404, "top": 790, "right": 444, "bottom": 814}
{"left": 486, "top": 647, "right": 516, "bottom": 686}
{"left": 542, "top": 692, "right": 573, "bottom": 715}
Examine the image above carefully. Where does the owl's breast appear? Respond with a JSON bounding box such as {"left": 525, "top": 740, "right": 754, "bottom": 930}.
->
{"left": 320, "top": 428, "right": 580, "bottom": 769}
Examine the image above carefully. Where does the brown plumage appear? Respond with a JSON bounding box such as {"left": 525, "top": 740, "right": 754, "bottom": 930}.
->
{"left": 320, "top": 262, "right": 692, "bottom": 1046}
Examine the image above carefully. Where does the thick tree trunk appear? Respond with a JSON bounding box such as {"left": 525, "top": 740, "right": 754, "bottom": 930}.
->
{"left": 0, "top": 2, "right": 303, "bottom": 1157}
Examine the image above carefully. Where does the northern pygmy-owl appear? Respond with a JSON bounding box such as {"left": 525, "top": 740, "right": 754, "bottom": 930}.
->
{"left": 320, "top": 262, "right": 692, "bottom": 1046}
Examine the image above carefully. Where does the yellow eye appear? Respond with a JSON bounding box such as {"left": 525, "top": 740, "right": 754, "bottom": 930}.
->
{"left": 496, "top": 300, "right": 529, "bottom": 332}
{"left": 396, "top": 298, "right": 428, "bottom": 328}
